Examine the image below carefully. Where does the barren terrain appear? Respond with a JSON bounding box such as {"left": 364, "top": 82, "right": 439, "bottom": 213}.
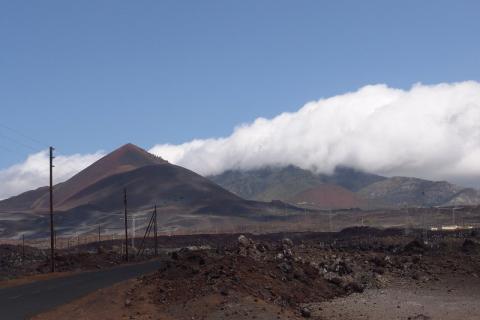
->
{"left": 23, "top": 228, "right": 480, "bottom": 319}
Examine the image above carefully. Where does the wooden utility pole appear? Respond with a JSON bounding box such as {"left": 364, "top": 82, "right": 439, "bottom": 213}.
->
{"left": 132, "top": 215, "right": 136, "bottom": 249}
{"left": 154, "top": 204, "right": 158, "bottom": 256}
{"left": 22, "top": 235, "right": 25, "bottom": 260}
{"left": 329, "top": 210, "right": 333, "bottom": 232}
{"left": 97, "top": 225, "right": 102, "bottom": 252}
{"left": 124, "top": 188, "right": 129, "bottom": 261}
{"left": 49, "top": 146, "right": 55, "bottom": 272}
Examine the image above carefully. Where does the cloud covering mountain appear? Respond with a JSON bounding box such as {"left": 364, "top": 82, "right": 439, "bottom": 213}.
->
{"left": 1, "top": 81, "right": 480, "bottom": 200}
{"left": 151, "top": 82, "right": 480, "bottom": 184}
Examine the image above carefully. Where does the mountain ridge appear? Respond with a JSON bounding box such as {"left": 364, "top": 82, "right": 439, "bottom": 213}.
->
{"left": 0, "top": 144, "right": 313, "bottom": 238}
{"left": 208, "top": 165, "right": 385, "bottom": 203}
{"left": 209, "top": 166, "right": 480, "bottom": 208}
{"left": 3, "top": 145, "right": 480, "bottom": 216}
{"left": 0, "top": 144, "right": 306, "bottom": 221}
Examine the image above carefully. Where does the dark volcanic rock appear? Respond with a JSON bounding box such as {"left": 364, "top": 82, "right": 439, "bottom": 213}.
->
{"left": 462, "top": 239, "right": 480, "bottom": 254}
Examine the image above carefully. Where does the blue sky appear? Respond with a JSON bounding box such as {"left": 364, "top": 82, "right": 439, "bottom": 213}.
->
{"left": 1, "top": 0, "right": 479, "bottom": 170}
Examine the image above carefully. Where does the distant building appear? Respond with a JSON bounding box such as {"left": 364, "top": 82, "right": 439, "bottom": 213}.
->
{"left": 430, "top": 225, "right": 474, "bottom": 231}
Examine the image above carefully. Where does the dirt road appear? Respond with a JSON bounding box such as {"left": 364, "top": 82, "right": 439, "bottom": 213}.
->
{"left": 0, "top": 259, "right": 162, "bottom": 320}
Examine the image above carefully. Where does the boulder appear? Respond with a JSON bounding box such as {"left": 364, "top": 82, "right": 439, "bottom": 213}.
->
{"left": 462, "top": 239, "right": 480, "bottom": 254}
{"left": 282, "top": 238, "right": 294, "bottom": 248}
{"left": 300, "top": 307, "right": 311, "bottom": 318}
{"left": 238, "top": 235, "right": 251, "bottom": 247}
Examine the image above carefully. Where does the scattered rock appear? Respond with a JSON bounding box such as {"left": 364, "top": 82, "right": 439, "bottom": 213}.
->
{"left": 462, "top": 239, "right": 480, "bottom": 254}
{"left": 238, "top": 235, "right": 251, "bottom": 247}
{"left": 300, "top": 307, "right": 311, "bottom": 318}
{"left": 404, "top": 240, "right": 426, "bottom": 254}
{"left": 282, "top": 238, "right": 294, "bottom": 248}
{"left": 277, "top": 262, "right": 292, "bottom": 273}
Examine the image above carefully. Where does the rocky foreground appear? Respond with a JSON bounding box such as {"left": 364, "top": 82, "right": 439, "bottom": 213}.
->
{"left": 8, "top": 228, "right": 480, "bottom": 319}
{"left": 114, "top": 228, "right": 480, "bottom": 319}
{"left": 0, "top": 244, "right": 130, "bottom": 281}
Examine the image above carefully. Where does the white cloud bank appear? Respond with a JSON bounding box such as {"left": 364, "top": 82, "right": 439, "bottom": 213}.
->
{"left": 0, "top": 150, "right": 104, "bottom": 200}
{"left": 150, "top": 82, "right": 480, "bottom": 187}
{"left": 2, "top": 81, "right": 480, "bottom": 201}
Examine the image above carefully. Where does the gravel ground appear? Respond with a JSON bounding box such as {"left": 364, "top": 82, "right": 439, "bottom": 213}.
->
{"left": 311, "top": 276, "right": 480, "bottom": 320}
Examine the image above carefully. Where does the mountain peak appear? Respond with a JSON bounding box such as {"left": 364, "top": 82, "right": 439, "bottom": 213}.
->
{"left": 119, "top": 142, "right": 138, "bottom": 149}
{"left": 108, "top": 143, "right": 166, "bottom": 165}
{"left": 117, "top": 142, "right": 143, "bottom": 152}
{"left": 75, "top": 143, "right": 167, "bottom": 185}
{"left": 35, "top": 143, "right": 167, "bottom": 210}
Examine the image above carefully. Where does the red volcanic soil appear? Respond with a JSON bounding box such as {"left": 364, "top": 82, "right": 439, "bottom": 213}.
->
{"left": 60, "top": 162, "right": 244, "bottom": 213}
{"left": 289, "top": 184, "right": 364, "bottom": 209}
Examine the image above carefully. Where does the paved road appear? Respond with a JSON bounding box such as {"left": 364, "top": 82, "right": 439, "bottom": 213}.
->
{"left": 0, "top": 259, "right": 163, "bottom": 320}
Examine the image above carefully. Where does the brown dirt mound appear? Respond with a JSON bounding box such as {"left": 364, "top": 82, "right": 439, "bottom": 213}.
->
{"left": 145, "top": 248, "right": 344, "bottom": 309}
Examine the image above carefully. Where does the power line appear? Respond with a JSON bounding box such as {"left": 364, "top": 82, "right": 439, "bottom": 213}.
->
{"left": 0, "top": 128, "right": 89, "bottom": 179}
{"left": 49, "top": 146, "right": 55, "bottom": 273}
{"left": 0, "top": 131, "right": 41, "bottom": 152}
{"left": 0, "top": 143, "right": 35, "bottom": 159}
{"left": 0, "top": 123, "right": 51, "bottom": 175}
{"left": 0, "top": 144, "right": 50, "bottom": 182}
{"left": 124, "top": 188, "right": 129, "bottom": 262}
{"left": 0, "top": 122, "right": 48, "bottom": 149}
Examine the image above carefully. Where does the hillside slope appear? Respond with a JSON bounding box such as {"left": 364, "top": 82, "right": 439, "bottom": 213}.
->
{"left": 357, "top": 176, "right": 480, "bottom": 207}
{"left": 0, "top": 143, "right": 167, "bottom": 212}
{"left": 60, "top": 163, "right": 247, "bottom": 214}
{"left": 210, "top": 166, "right": 480, "bottom": 208}
{"left": 289, "top": 184, "right": 365, "bottom": 209}
{"left": 0, "top": 144, "right": 302, "bottom": 222}
{"left": 209, "top": 165, "right": 384, "bottom": 202}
